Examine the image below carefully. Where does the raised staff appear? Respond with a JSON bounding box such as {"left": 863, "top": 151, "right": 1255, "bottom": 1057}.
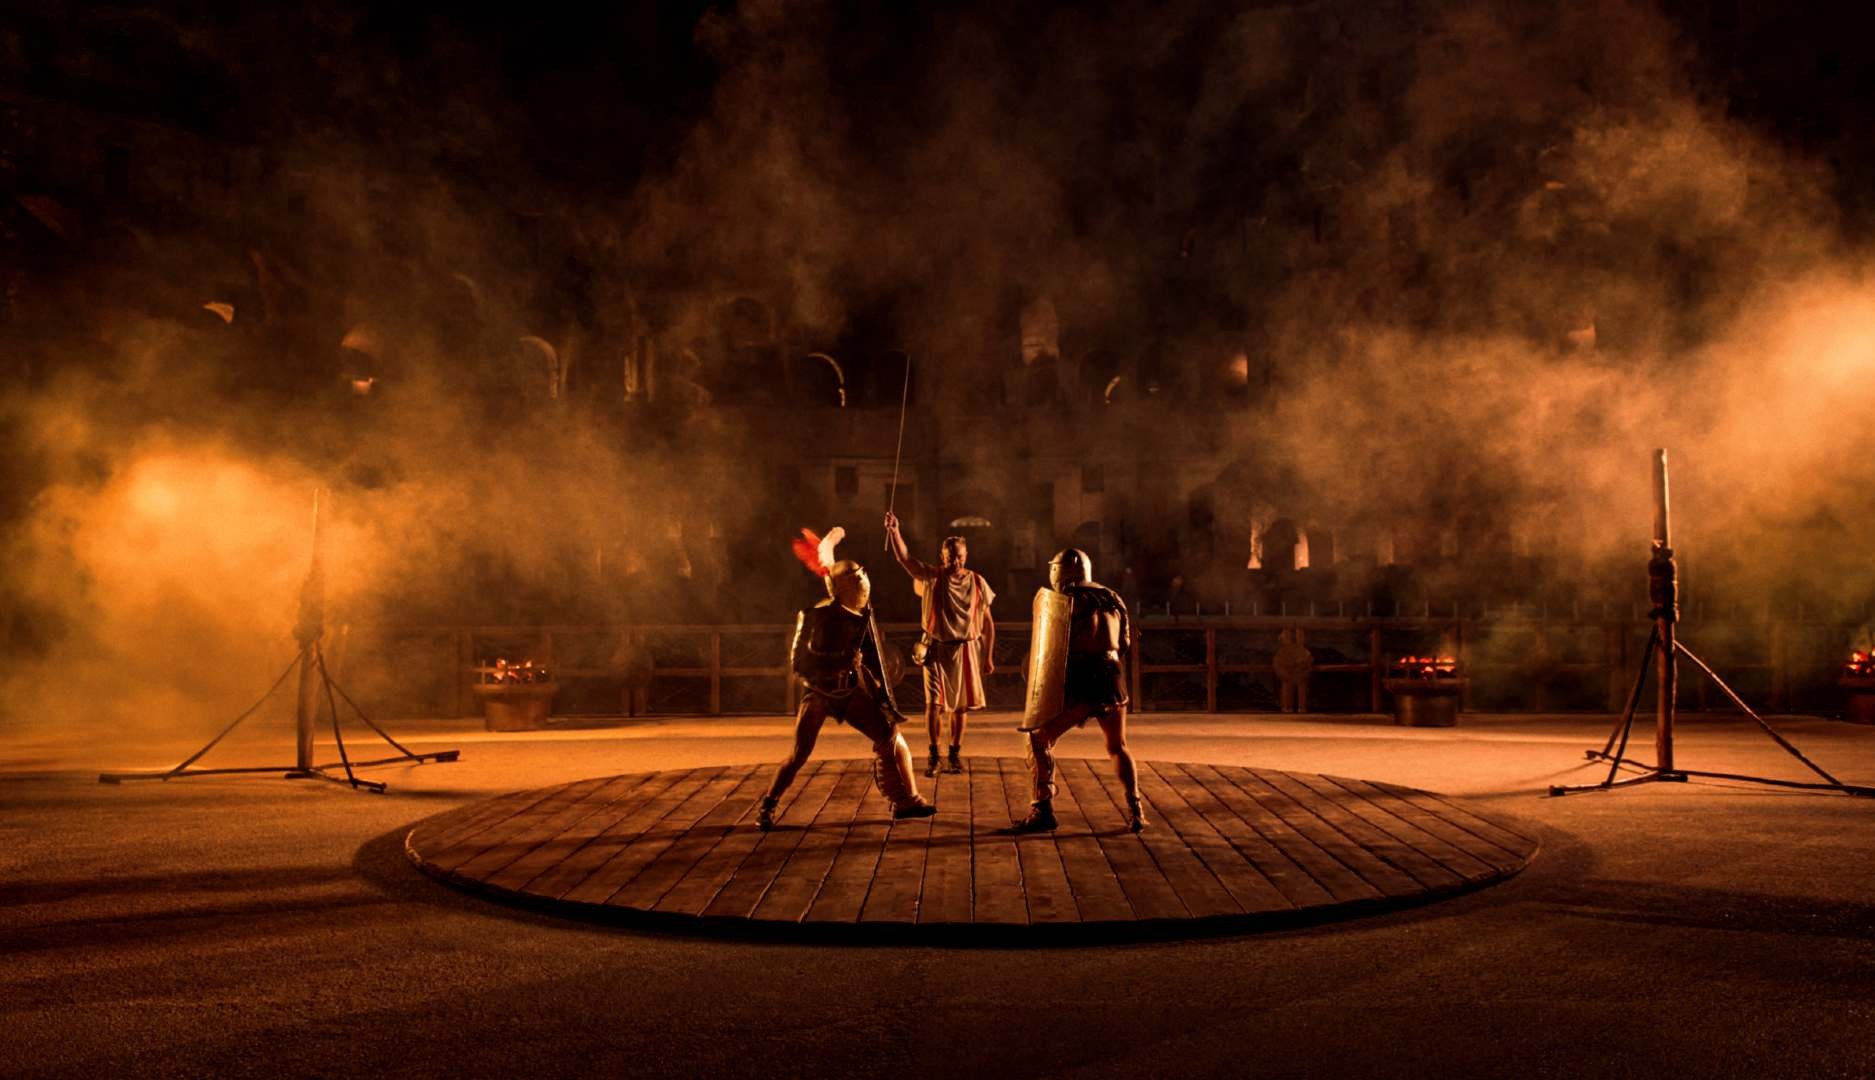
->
{"left": 878, "top": 353, "right": 998, "bottom": 776}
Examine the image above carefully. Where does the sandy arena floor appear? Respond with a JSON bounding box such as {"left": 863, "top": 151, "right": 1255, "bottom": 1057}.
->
{"left": 4, "top": 711, "right": 1873, "bottom": 1079}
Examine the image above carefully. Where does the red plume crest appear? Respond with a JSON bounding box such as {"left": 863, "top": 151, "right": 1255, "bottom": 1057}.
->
{"left": 791, "top": 528, "right": 830, "bottom": 577}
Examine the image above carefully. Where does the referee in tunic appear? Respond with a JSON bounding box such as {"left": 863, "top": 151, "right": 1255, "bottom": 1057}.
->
{"left": 884, "top": 510, "right": 996, "bottom": 775}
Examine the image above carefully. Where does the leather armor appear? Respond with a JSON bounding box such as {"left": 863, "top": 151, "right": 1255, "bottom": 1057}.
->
{"left": 790, "top": 601, "right": 902, "bottom": 718}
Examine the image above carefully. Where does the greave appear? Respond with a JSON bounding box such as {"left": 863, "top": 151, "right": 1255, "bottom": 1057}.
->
{"left": 872, "top": 733, "right": 920, "bottom": 810}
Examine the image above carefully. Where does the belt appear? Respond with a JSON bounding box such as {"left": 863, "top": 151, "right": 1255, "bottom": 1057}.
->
{"left": 804, "top": 667, "right": 863, "bottom": 693}
{"left": 1069, "top": 649, "right": 1121, "bottom": 663}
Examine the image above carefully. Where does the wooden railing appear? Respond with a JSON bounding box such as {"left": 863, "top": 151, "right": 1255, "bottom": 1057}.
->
{"left": 331, "top": 612, "right": 1847, "bottom": 719}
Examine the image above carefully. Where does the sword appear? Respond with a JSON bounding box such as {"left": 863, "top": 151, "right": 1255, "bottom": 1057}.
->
{"left": 885, "top": 353, "right": 910, "bottom": 550}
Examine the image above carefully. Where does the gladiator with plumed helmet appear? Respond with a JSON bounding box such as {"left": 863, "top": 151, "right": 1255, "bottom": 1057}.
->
{"left": 757, "top": 526, "right": 937, "bottom": 831}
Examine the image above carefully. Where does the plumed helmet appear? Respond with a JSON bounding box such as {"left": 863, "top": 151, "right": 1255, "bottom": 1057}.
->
{"left": 825, "top": 559, "right": 871, "bottom": 611}
{"left": 792, "top": 525, "right": 868, "bottom": 609}
{"left": 1048, "top": 548, "right": 1093, "bottom": 591}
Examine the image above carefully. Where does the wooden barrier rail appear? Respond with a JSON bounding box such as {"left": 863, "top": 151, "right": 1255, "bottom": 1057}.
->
{"left": 334, "top": 613, "right": 1838, "bottom": 719}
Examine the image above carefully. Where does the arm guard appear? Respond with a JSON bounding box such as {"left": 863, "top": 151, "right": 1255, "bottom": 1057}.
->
{"left": 788, "top": 610, "right": 810, "bottom": 681}
{"left": 1116, "top": 593, "right": 1131, "bottom": 656}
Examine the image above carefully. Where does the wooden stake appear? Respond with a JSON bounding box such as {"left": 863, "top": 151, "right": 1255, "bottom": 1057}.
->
{"left": 1653, "top": 449, "right": 1676, "bottom": 774}
{"left": 294, "top": 489, "right": 324, "bottom": 772}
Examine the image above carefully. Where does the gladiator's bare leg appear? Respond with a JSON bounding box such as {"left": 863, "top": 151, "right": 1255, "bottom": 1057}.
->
{"left": 849, "top": 699, "right": 935, "bottom": 817}
{"left": 760, "top": 702, "right": 827, "bottom": 829}
{"left": 1026, "top": 704, "right": 1089, "bottom": 802}
{"left": 945, "top": 708, "right": 968, "bottom": 771}
{"left": 923, "top": 677, "right": 944, "bottom": 776}
{"left": 1095, "top": 705, "right": 1146, "bottom": 831}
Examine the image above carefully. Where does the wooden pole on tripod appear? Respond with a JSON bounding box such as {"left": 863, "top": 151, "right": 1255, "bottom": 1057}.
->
{"left": 1653, "top": 449, "right": 1677, "bottom": 774}
{"left": 293, "top": 489, "right": 325, "bottom": 773}
{"left": 293, "top": 655, "right": 316, "bottom": 773}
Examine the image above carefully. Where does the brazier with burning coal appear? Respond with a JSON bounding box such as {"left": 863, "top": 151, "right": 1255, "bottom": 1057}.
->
{"left": 1385, "top": 655, "right": 1465, "bottom": 727}
{"left": 1841, "top": 651, "right": 1875, "bottom": 725}
{"left": 472, "top": 659, "right": 557, "bottom": 731}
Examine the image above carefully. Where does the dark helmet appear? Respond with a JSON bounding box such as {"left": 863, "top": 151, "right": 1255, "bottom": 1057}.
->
{"left": 1048, "top": 548, "right": 1093, "bottom": 591}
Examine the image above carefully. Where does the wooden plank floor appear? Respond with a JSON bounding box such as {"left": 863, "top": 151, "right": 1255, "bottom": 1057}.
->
{"left": 406, "top": 758, "right": 1540, "bottom": 938}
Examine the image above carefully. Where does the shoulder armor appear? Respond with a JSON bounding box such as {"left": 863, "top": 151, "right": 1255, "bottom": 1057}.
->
{"left": 1069, "top": 582, "right": 1125, "bottom": 613}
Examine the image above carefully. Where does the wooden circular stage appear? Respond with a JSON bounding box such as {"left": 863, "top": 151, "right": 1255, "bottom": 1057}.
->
{"left": 405, "top": 757, "right": 1539, "bottom": 939}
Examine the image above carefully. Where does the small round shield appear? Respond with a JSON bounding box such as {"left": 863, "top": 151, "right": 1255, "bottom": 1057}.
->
{"left": 1273, "top": 639, "right": 1314, "bottom": 684}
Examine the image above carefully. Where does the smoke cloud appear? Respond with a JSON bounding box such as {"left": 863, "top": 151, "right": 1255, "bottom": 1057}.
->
{"left": 6, "top": 0, "right": 1875, "bottom": 740}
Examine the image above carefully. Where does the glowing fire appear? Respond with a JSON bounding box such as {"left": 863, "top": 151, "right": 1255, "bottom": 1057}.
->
{"left": 485, "top": 658, "right": 551, "bottom": 684}
{"left": 1393, "top": 655, "right": 1459, "bottom": 679}
{"left": 1845, "top": 651, "right": 1875, "bottom": 678}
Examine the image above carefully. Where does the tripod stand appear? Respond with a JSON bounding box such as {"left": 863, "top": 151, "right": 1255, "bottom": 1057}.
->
{"left": 98, "top": 491, "right": 458, "bottom": 794}
{"left": 1549, "top": 450, "right": 1873, "bottom": 799}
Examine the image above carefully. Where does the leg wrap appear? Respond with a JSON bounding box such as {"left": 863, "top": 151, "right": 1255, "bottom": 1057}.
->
{"left": 1027, "top": 730, "right": 1056, "bottom": 804}
{"left": 873, "top": 736, "right": 916, "bottom": 809}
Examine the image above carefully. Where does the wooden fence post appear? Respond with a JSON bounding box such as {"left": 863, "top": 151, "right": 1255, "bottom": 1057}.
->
{"left": 1205, "top": 627, "right": 1218, "bottom": 714}
{"left": 1369, "top": 626, "right": 1383, "bottom": 713}
{"left": 710, "top": 630, "right": 722, "bottom": 716}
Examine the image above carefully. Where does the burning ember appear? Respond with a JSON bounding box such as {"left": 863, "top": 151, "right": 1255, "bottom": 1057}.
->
{"left": 1392, "top": 655, "right": 1459, "bottom": 680}
{"left": 1844, "top": 652, "right": 1875, "bottom": 678}
{"left": 485, "top": 658, "right": 551, "bottom": 684}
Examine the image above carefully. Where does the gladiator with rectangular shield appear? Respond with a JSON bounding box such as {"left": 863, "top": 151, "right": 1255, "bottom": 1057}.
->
{"left": 1014, "top": 547, "right": 1145, "bottom": 833}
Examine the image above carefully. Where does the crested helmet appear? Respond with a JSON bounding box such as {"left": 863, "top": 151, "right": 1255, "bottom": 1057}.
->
{"left": 1048, "top": 547, "right": 1093, "bottom": 591}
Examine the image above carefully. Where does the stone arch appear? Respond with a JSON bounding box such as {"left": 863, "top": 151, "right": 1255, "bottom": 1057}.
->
{"left": 796, "top": 351, "right": 847, "bottom": 407}
{"left": 1081, "top": 349, "right": 1128, "bottom": 405}
{"left": 942, "top": 487, "right": 1000, "bottom": 526}
{"left": 1375, "top": 522, "right": 1401, "bottom": 565}
{"left": 1019, "top": 295, "right": 1060, "bottom": 364}
{"left": 516, "top": 335, "right": 562, "bottom": 400}
{"left": 1252, "top": 517, "right": 1310, "bottom": 572}
{"left": 939, "top": 488, "right": 1001, "bottom": 552}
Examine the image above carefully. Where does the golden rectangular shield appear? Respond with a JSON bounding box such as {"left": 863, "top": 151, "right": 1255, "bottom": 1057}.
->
{"left": 1021, "top": 587, "right": 1071, "bottom": 731}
